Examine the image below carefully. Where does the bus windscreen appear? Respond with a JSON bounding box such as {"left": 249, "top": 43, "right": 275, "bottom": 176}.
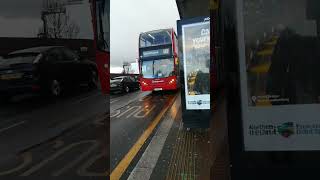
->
{"left": 141, "top": 58, "right": 174, "bottom": 78}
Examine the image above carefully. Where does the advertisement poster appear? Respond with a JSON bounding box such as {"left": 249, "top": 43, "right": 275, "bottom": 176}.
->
{"left": 182, "top": 20, "right": 210, "bottom": 110}
{"left": 239, "top": 0, "right": 320, "bottom": 150}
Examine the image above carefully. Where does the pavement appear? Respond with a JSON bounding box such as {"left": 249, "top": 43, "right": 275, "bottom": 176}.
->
{"left": 0, "top": 86, "right": 109, "bottom": 178}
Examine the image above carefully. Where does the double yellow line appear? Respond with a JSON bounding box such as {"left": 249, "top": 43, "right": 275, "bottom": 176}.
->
{"left": 110, "top": 94, "right": 177, "bottom": 180}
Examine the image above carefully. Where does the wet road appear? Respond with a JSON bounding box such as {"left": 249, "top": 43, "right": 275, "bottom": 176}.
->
{"left": 110, "top": 90, "right": 150, "bottom": 112}
{"left": 110, "top": 90, "right": 177, "bottom": 178}
{"left": 0, "top": 87, "right": 108, "bottom": 177}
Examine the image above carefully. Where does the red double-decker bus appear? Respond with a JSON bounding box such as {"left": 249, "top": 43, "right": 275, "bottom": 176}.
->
{"left": 91, "top": 0, "right": 109, "bottom": 94}
{"left": 138, "top": 28, "right": 179, "bottom": 91}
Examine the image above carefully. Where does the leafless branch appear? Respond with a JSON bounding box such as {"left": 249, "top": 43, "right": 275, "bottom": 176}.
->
{"left": 39, "top": 0, "right": 80, "bottom": 39}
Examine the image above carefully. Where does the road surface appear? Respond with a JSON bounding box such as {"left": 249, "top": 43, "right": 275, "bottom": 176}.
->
{"left": 110, "top": 90, "right": 177, "bottom": 179}
{"left": 0, "top": 87, "right": 108, "bottom": 177}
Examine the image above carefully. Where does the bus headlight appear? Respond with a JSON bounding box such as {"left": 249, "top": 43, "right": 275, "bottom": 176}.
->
{"left": 169, "top": 79, "right": 175, "bottom": 84}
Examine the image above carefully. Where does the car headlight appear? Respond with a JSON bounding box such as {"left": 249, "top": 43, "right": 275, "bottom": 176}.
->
{"left": 169, "top": 78, "right": 175, "bottom": 84}
{"left": 111, "top": 83, "right": 121, "bottom": 87}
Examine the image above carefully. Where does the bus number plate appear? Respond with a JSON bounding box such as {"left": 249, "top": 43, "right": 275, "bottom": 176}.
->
{"left": 154, "top": 88, "right": 162, "bottom": 91}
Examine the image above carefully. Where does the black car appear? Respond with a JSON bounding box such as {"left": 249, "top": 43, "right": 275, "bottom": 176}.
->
{"left": 0, "top": 46, "right": 98, "bottom": 100}
{"left": 110, "top": 76, "right": 140, "bottom": 93}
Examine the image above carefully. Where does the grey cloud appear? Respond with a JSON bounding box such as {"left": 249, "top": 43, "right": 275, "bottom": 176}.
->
{"left": 110, "top": 0, "right": 180, "bottom": 67}
{"left": 0, "top": 0, "right": 43, "bottom": 18}
{"left": 0, "top": 1, "right": 93, "bottom": 39}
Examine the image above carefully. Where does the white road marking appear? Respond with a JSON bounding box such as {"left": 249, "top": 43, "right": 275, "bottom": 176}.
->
{"left": 139, "top": 96, "right": 152, "bottom": 102}
{"left": 0, "top": 121, "right": 25, "bottom": 134}
{"left": 110, "top": 109, "right": 121, "bottom": 118}
{"left": 116, "top": 106, "right": 137, "bottom": 118}
{"left": 21, "top": 140, "right": 98, "bottom": 176}
{"left": 77, "top": 152, "right": 106, "bottom": 176}
{"left": 134, "top": 105, "right": 156, "bottom": 118}
{"left": 72, "top": 93, "right": 100, "bottom": 105}
{"left": 128, "top": 96, "right": 180, "bottom": 180}
{"left": 0, "top": 152, "right": 32, "bottom": 176}
{"left": 52, "top": 141, "right": 99, "bottom": 176}
{"left": 110, "top": 99, "right": 119, "bottom": 104}
{"left": 111, "top": 92, "right": 150, "bottom": 112}
{"left": 125, "top": 106, "right": 142, "bottom": 118}
{"left": 111, "top": 104, "right": 156, "bottom": 119}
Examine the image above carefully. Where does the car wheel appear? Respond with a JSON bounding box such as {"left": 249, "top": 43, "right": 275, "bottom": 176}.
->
{"left": 88, "top": 70, "right": 98, "bottom": 89}
{"left": 50, "top": 79, "right": 62, "bottom": 97}
{"left": 124, "top": 85, "right": 130, "bottom": 93}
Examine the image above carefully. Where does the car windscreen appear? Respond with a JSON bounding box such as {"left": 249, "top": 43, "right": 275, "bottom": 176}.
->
{"left": 140, "top": 30, "right": 172, "bottom": 48}
{"left": 0, "top": 53, "right": 38, "bottom": 66}
{"left": 141, "top": 58, "right": 174, "bottom": 78}
{"left": 110, "top": 77, "right": 124, "bottom": 82}
{"left": 112, "top": 77, "right": 124, "bottom": 80}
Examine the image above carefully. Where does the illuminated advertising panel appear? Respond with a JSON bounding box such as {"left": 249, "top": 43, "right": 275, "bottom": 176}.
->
{"left": 181, "top": 19, "right": 210, "bottom": 110}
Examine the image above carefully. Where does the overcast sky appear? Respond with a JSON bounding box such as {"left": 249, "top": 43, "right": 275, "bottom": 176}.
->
{"left": 110, "top": 0, "right": 180, "bottom": 68}
{"left": 0, "top": 0, "right": 93, "bottom": 39}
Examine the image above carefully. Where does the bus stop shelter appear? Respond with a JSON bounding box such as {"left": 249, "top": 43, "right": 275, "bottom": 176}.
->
{"left": 176, "top": 0, "right": 320, "bottom": 179}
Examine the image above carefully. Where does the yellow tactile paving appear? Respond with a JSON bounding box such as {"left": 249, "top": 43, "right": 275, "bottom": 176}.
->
{"left": 256, "top": 48, "right": 274, "bottom": 56}
{"left": 166, "top": 127, "right": 210, "bottom": 180}
{"left": 249, "top": 62, "right": 271, "bottom": 73}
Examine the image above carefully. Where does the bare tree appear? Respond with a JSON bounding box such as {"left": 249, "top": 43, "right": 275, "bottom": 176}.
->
{"left": 38, "top": 0, "right": 80, "bottom": 39}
